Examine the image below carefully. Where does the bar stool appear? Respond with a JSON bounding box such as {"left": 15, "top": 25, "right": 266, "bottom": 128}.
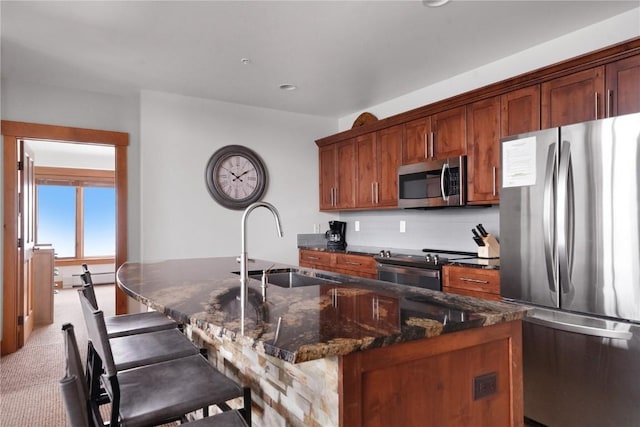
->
{"left": 80, "top": 270, "right": 178, "bottom": 338}
{"left": 80, "top": 301, "right": 251, "bottom": 427}
{"left": 60, "top": 323, "right": 249, "bottom": 427}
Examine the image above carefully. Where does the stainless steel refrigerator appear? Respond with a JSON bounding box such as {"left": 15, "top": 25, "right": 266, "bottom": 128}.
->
{"left": 500, "top": 112, "right": 640, "bottom": 427}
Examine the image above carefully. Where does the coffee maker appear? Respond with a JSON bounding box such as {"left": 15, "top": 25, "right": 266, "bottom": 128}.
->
{"left": 325, "top": 221, "right": 347, "bottom": 250}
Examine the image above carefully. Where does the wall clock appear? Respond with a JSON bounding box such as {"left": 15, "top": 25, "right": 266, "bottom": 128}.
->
{"left": 205, "top": 145, "right": 268, "bottom": 210}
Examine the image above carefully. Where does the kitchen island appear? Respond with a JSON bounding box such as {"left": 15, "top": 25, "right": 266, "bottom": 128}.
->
{"left": 117, "top": 256, "right": 527, "bottom": 427}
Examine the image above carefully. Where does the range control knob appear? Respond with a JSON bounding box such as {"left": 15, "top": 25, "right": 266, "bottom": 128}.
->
{"left": 425, "top": 254, "right": 432, "bottom": 263}
{"left": 385, "top": 250, "right": 391, "bottom": 258}
{"left": 433, "top": 254, "right": 440, "bottom": 264}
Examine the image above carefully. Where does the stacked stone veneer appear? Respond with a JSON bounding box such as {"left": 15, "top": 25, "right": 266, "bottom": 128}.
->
{"left": 187, "top": 323, "right": 339, "bottom": 427}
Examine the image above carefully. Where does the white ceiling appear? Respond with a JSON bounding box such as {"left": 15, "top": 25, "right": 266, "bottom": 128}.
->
{"left": 1, "top": 1, "right": 639, "bottom": 119}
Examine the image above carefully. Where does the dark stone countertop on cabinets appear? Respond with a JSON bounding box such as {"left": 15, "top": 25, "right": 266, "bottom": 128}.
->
{"left": 117, "top": 257, "right": 524, "bottom": 363}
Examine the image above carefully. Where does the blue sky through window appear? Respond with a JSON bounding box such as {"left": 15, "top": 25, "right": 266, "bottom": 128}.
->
{"left": 37, "top": 185, "right": 115, "bottom": 257}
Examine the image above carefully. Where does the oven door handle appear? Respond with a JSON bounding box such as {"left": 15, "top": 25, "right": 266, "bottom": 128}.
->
{"left": 377, "top": 263, "right": 440, "bottom": 278}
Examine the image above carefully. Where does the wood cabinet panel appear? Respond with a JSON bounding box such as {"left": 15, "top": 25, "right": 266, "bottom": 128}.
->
{"left": 541, "top": 66, "right": 605, "bottom": 128}
{"left": 501, "top": 85, "right": 541, "bottom": 137}
{"left": 402, "top": 116, "right": 430, "bottom": 164}
{"left": 375, "top": 125, "right": 402, "bottom": 207}
{"left": 32, "top": 247, "right": 54, "bottom": 325}
{"left": 319, "top": 141, "right": 356, "bottom": 211}
{"left": 431, "top": 106, "right": 467, "bottom": 159}
{"left": 340, "top": 320, "right": 523, "bottom": 427}
{"left": 299, "top": 249, "right": 377, "bottom": 279}
{"left": 443, "top": 265, "right": 500, "bottom": 301}
{"left": 605, "top": 54, "right": 640, "bottom": 117}
{"left": 467, "top": 96, "right": 500, "bottom": 204}
{"left": 355, "top": 133, "right": 377, "bottom": 208}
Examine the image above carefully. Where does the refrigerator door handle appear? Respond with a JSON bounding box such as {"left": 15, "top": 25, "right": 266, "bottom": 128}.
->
{"left": 543, "top": 143, "right": 557, "bottom": 293}
{"left": 526, "top": 311, "right": 632, "bottom": 340}
{"left": 557, "top": 141, "right": 574, "bottom": 295}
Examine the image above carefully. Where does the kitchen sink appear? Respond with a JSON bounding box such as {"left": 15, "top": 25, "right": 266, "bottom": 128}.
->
{"left": 234, "top": 268, "right": 340, "bottom": 288}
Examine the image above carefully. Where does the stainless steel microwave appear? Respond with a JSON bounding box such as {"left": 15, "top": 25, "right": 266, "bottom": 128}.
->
{"left": 397, "top": 156, "right": 466, "bottom": 208}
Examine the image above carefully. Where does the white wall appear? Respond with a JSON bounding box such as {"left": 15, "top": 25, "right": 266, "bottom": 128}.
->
{"left": 337, "top": 8, "right": 640, "bottom": 250}
{"left": 139, "top": 91, "right": 336, "bottom": 265}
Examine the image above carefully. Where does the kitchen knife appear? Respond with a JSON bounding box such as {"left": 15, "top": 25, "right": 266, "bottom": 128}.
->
{"left": 471, "top": 229, "right": 485, "bottom": 246}
{"left": 476, "top": 224, "right": 488, "bottom": 237}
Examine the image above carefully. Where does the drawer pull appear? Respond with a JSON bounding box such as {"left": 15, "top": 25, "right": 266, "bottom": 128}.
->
{"left": 345, "top": 261, "right": 361, "bottom": 266}
{"left": 306, "top": 256, "right": 320, "bottom": 261}
{"left": 460, "top": 277, "right": 489, "bottom": 284}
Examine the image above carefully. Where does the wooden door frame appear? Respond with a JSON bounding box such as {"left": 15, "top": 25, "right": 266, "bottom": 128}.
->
{"left": 2, "top": 121, "right": 129, "bottom": 355}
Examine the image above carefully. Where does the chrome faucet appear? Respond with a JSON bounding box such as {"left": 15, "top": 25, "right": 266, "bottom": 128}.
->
{"left": 239, "top": 202, "right": 283, "bottom": 335}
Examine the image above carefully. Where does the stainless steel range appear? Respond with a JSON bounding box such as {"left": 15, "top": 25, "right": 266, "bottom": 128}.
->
{"left": 375, "top": 249, "right": 477, "bottom": 291}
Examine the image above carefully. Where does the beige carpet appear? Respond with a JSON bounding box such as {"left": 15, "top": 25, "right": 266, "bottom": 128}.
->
{"left": 0, "top": 285, "right": 116, "bottom": 426}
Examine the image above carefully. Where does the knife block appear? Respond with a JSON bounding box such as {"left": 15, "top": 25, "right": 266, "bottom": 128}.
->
{"left": 478, "top": 234, "right": 500, "bottom": 259}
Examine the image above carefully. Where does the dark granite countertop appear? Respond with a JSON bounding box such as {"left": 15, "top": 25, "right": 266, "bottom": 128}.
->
{"left": 299, "top": 244, "right": 500, "bottom": 269}
{"left": 117, "top": 257, "right": 524, "bottom": 363}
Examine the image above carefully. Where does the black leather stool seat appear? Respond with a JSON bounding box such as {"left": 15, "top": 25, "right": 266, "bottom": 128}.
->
{"left": 103, "top": 310, "right": 178, "bottom": 338}
{"left": 110, "top": 328, "right": 199, "bottom": 371}
{"left": 101, "top": 354, "right": 247, "bottom": 427}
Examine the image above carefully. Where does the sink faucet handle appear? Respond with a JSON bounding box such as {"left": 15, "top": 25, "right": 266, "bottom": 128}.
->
{"left": 236, "top": 257, "right": 256, "bottom": 263}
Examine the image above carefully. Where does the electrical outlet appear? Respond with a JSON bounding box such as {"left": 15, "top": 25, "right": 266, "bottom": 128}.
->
{"left": 355, "top": 221, "right": 360, "bottom": 232}
{"left": 473, "top": 372, "right": 497, "bottom": 400}
{"left": 313, "top": 223, "right": 320, "bottom": 233}
{"left": 400, "top": 220, "right": 406, "bottom": 233}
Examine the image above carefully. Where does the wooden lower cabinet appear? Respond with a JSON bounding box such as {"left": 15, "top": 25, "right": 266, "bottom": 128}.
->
{"left": 339, "top": 320, "right": 523, "bottom": 427}
{"left": 32, "top": 247, "right": 55, "bottom": 325}
{"left": 443, "top": 265, "right": 501, "bottom": 301}
{"left": 299, "top": 249, "right": 377, "bottom": 279}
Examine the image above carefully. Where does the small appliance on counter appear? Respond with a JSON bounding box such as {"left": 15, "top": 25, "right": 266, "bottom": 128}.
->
{"left": 325, "top": 220, "right": 346, "bottom": 250}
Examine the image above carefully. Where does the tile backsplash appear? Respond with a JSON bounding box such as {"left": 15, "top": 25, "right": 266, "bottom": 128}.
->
{"left": 338, "top": 206, "right": 500, "bottom": 252}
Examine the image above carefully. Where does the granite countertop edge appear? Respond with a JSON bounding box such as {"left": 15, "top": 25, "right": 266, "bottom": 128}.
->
{"left": 117, "top": 257, "right": 524, "bottom": 364}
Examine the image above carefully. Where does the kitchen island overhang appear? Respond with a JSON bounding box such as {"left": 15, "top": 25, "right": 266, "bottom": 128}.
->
{"left": 117, "top": 257, "right": 528, "bottom": 426}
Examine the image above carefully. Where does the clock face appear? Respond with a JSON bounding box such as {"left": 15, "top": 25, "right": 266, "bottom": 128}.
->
{"left": 205, "top": 145, "right": 267, "bottom": 210}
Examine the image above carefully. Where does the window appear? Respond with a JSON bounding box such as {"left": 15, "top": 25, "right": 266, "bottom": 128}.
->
{"left": 36, "top": 167, "right": 115, "bottom": 261}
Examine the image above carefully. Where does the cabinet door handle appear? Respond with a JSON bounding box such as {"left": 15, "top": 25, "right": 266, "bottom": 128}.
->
{"left": 429, "top": 132, "right": 435, "bottom": 159}
{"left": 371, "top": 182, "right": 375, "bottom": 204}
{"left": 335, "top": 188, "right": 339, "bottom": 206}
{"left": 492, "top": 166, "right": 497, "bottom": 196}
{"left": 460, "top": 277, "right": 490, "bottom": 284}
{"left": 375, "top": 182, "right": 379, "bottom": 204}
{"left": 594, "top": 92, "right": 599, "bottom": 119}
{"left": 606, "top": 89, "right": 613, "bottom": 118}
{"left": 372, "top": 297, "right": 380, "bottom": 320}
{"left": 424, "top": 133, "right": 428, "bottom": 159}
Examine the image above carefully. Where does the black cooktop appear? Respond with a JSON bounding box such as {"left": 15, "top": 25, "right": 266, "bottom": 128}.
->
{"left": 374, "top": 248, "right": 477, "bottom": 269}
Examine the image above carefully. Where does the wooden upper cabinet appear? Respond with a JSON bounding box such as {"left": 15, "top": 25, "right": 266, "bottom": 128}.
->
{"left": 467, "top": 96, "right": 500, "bottom": 204}
{"left": 356, "top": 133, "right": 378, "bottom": 208}
{"left": 402, "top": 116, "right": 430, "bottom": 164}
{"left": 355, "top": 126, "right": 401, "bottom": 209}
{"left": 605, "top": 54, "right": 640, "bottom": 117}
{"left": 501, "top": 85, "right": 541, "bottom": 137}
{"left": 319, "top": 140, "right": 356, "bottom": 211}
{"left": 541, "top": 66, "right": 605, "bottom": 129}
{"left": 431, "top": 106, "right": 467, "bottom": 159}
{"left": 375, "top": 125, "right": 402, "bottom": 207}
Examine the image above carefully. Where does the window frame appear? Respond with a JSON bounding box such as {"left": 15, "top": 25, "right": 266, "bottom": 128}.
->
{"left": 35, "top": 166, "right": 116, "bottom": 266}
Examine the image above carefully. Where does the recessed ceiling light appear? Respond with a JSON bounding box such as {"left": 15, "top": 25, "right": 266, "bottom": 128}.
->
{"left": 279, "top": 84, "right": 297, "bottom": 91}
{"left": 423, "top": 0, "right": 451, "bottom": 7}
{"left": 240, "top": 58, "right": 251, "bottom": 65}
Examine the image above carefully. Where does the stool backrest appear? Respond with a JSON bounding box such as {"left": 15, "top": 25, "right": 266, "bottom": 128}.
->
{"left": 60, "top": 323, "right": 89, "bottom": 427}
{"left": 78, "top": 289, "right": 117, "bottom": 376}
{"left": 80, "top": 272, "right": 99, "bottom": 310}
